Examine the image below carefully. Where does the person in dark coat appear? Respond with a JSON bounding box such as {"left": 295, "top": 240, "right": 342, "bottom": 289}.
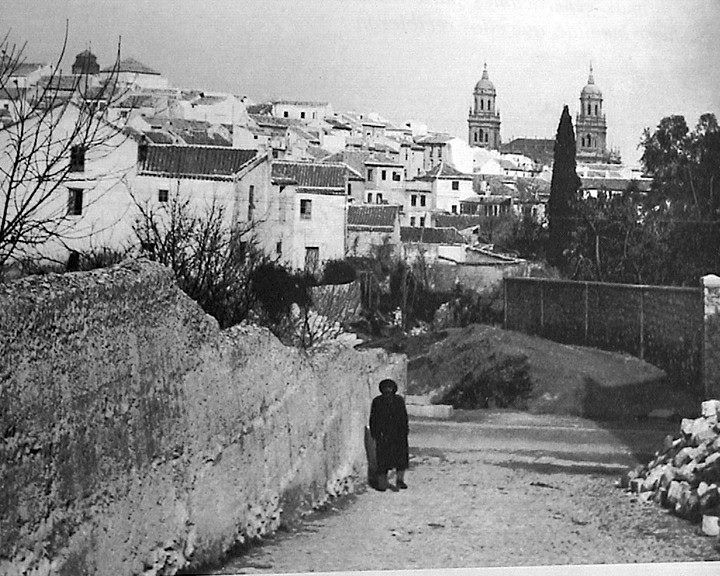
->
{"left": 369, "top": 378, "right": 409, "bottom": 491}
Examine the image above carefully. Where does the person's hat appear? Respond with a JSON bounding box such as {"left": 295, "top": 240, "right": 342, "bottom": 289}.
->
{"left": 379, "top": 379, "right": 398, "bottom": 394}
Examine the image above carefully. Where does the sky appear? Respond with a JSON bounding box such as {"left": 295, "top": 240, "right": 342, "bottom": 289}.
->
{"left": 3, "top": 0, "right": 719, "bottom": 164}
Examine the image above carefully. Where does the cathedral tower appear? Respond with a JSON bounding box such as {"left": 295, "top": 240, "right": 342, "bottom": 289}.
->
{"left": 468, "top": 64, "right": 501, "bottom": 150}
{"left": 575, "top": 65, "right": 608, "bottom": 162}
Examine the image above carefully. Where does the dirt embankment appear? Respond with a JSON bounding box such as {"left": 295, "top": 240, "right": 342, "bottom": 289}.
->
{"left": 402, "top": 324, "right": 698, "bottom": 419}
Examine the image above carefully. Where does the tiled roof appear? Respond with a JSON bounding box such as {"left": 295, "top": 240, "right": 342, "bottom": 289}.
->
{"left": 348, "top": 205, "right": 400, "bottom": 229}
{"left": 415, "top": 133, "right": 454, "bottom": 145}
{"left": 113, "top": 93, "right": 157, "bottom": 108}
{"left": 434, "top": 214, "right": 487, "bottom": 230}
{"left": 179, "top": 131, "right": 231, "bottom": 147}
{"left": 400, "top": 227, "right": 465, "bottom": 244}
{"left": 324, "top": 117, "right": 352, "bottom": 130}
{"left": 273, "top": 100, "right": 328, "bottom": 107}
{"left": 306, "top": 146, "right": 332, "bottom": 160}
{"left": 38, "top": 75, "right": 79, "bottom": 91}
{"left": 581, "top": 177, "right": 652, "bottom": 193}
{"left": 103, "top": 57, "right": 160, "bottom": 75}
{"left": 249, "top": 113, "right": 301, "bottom": 128}
{"left": 139, "top": 145, "right": 258, "bottom": 179}
{"left": 414, "top": 161, "right": 473, "bottom": 181}
{"left": 500, "top": 138, "right": 555, "bottom": 165}
{"left": 9, "top": 62, "right": 46, "bottom": 77}
{"left": 271, "top": 160, "right": 347, "bottom": 191}
{"left": 365, "top": 153, "right": 402, "bottom": 167}
{"left": 144, "top": 131, "right": 175, "bottom": 144}
{"left": 0, "top": 86, "right": 29, "bottom": 100}
{"left": 246, "top": 102, "right": 273, "bottom": 115}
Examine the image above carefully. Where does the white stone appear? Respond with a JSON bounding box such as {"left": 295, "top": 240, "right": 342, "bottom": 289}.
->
{"left": 701, "top": 400, "right": 720, "bottom": 418}
{"left": 702, "top": 514, "right": 720, "bottom": 537}
{"left": 405, "top": 395, "right": 432, "bottom": 406}
{"left": 406, "top": 404, "right": 454, "bottom": 419}
{"left": 703, "top": 274, "right": 720, "bottom": 289}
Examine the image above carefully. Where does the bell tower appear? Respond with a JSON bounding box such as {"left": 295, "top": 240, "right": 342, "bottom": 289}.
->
{"left": 575, "top": 65, "right": 608, "bottom": 162}
{"left": 467, "top": 63, "right": 501, "bottom": 150}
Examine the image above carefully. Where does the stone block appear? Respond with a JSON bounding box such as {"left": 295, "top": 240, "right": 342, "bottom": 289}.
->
{"left": 404, "top": 395, "right": 431, "bottom": 406}
{"left": 642, "top": 466, "right": 665, "bottom": 492}
{"left": 406, "top": 404, "right": 454, "bottom": 419}
{"left": 702, "top": 514, "right": 720, "bottom": 537}
{"left": 674, "top": 447, "right": 696, "bottom": 468}
{"left": 701, "top": 400, "right": 720, "bottom": 419}
{"left": 660, "top": 467, "right": 677, "bottom": 490}
{"left": 629, "top": 478, "right": 643, "bottom": 493}
{"left": 681, "top": 418, "right": 696, "bottom": 436}
{"left": 667, "top": 480, "right": 685, "bottom": 507}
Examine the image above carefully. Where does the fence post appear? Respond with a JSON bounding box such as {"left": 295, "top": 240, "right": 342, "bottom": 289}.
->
{"left": 639, "top": 288, "right": 645, "bottom": 360}
{"left": 584, "top": 282, "right": 589, "bottom": 343}
{"left": 539, "top": 283, "right": 545, "bottom": 334}
{"left": 702, "top": 274, "right": 720, "bottom": 399}
{"left": 503, "top": 279, "right": 508, "bottom": 329}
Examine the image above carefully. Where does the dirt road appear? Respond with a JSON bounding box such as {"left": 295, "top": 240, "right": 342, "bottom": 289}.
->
{"left": 206, "top": 411, "right": 720, "bottom": 574}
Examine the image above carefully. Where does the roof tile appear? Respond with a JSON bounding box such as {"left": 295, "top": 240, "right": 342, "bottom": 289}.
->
{"left": 139, "top": 145, "right": 257, "bottom": 179}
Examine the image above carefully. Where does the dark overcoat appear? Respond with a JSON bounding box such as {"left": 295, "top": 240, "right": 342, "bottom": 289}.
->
{"left": 369, "top": 393, "right": 409, "bottom": 472}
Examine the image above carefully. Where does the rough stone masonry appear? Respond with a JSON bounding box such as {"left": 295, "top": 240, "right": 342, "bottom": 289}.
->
{"left": 622, "top": 399, "right": 720, "bottom": 540}
{"left": 0, "top": 259, "right": 405, "bottom": 576}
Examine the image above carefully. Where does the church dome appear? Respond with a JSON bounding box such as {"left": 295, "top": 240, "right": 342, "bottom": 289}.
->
{"left": 474, "top": 64, "right": 496, "bottom": 93}
{"left": 581, "top": 66, "right": 602, "bottom": 97}
{"left": 72, "top": 49, "right": 99, "bottom": 75}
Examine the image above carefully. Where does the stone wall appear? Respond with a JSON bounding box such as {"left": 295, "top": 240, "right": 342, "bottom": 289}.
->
{"left": 703, "top": 274, "right": 720, "bottom": 399}
{"left": 0, "top": 260, "right": 405, "bottom": 576}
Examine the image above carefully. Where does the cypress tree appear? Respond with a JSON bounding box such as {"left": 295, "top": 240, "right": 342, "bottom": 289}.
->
{"left": 548, "top": 105, "right": 581, "bottom": 268}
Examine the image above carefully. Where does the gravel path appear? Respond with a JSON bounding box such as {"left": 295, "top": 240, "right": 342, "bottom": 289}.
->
{"left": 207, "top": 415, "right": 720, "bottom": 574}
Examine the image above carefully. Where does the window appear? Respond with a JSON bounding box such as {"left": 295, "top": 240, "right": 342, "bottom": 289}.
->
{"left": 376, "top": 193, "right": 383, "bottom": 204}
{"left": 283, "top": 111, "right": 289, "bottom": 117}
{"left": 66, "top": 251, "right": 80, "bottom": 272}
{"left": 300, "top": 111, "right": 306, "bottom": 119}
{"left": 158, "top": 189, "right": 169, "bottom": 203}
{"left": 367, "top": 192, "right": 373, "bottom": 203}
{"left": 594, "top": 104, "right": 598, "bottom": 115}
{"left": 305, "top": 247, "right": 319, "bottom": 273}
{"left": 410, "top": 216, "right": 416, "bottom": 226}
{"left": 381, "top": 170, "right": 387, "bottom": 180}
{"left": 419, "top": 216, "right": 425, "bottom": 227}
{"left": 451, "top": 205, "right": 457, "bottom": 214}
{"left": 438, "top": 148, "right": 442, "bottom": 158}
{"left": 347, "top": 182, "right": 352, "bottom": 195}
{"left": 392, "top": 172, "right": 401, "bottom": 181}
{"left": 474, "top": 132, "right": 478, "bottom": 142}
{"left": 300, "top": 198, "right": 312, "bottom": 219}
{"left": 451, "top": 181, "right": 459, "bottom": 191}
{"left": 420, "top": 195, "right": 426, "bottom": 207}
{"left": 276, "top": 241, "right": 282, "bottom": 256}
{"left": 248, "top": 185, "right": 255, "bottom": 220}
{"left": 479, "top": 128, "right": 484, "bottom": 141}
{"left": 480, "top": 99, "right": 484, "bottom": 111}
{"left": 367, "top": 169, "right": 373, "bottom": 181}
{"left": 69, "top": 145, "right": 85, "bottom": 172}
{"left": 312, "top": 112, "right": 316, "bottom": 119}
{"left": 272, "top": 149, "right": 279, "bottom": 158}
{"left": 67, "top": 188, "right": 83, "bottom": 216}
{"left": 411, "top": 195, "right": 417, "bottom": 207}
{"left": 484, "top": 132, "right": 488, "bottom": 143}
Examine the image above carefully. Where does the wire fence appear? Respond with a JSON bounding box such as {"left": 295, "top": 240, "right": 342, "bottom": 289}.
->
{"left": 504, "top": 277, "right": 704, "bottom": 392}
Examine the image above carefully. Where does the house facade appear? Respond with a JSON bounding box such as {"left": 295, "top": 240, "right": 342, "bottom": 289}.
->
{"left": 346, "top": 204, "right": 401, "bottom": 258}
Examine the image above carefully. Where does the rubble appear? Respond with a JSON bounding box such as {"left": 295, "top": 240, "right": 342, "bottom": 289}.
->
{"left": 621, "top": 399, "right": 720, "bottom": 536}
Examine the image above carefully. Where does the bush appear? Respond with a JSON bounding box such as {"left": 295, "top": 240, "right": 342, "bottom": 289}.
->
{"left": 435, "top": 284, "right": 505, "bottom": 328}
{"left": 321, "top": 259, "right": 356, "bottom": 285}
{"left": 249, "top": 262, "right": 314, "bottom": 325}
{"left": 441, "top": 353, "right": 533, "bottom": 409}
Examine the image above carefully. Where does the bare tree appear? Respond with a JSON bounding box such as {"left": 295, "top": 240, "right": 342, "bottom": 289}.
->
{"left": 132, "top": 190, "right": 268, "bottom": 328}
{"left": 0, "top": 24, "right": 128, "bottom": 268}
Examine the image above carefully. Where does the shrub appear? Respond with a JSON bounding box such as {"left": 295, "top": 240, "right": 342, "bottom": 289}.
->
{"left": 249, "top": 262, "right": 314, "bottom": 325}
{"left": 441, "top": 353, "right": 533, "bottom": 409}
{"left": 321, "top": 259, "right": 357, "bottom": 285}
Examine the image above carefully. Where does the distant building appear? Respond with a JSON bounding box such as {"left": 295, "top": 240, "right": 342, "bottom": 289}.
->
{"left": 500, "top": 138, "right": 555, "bottom": 167}
{"left": 102, "top": 58, "right": 169, "bottom": 90}
{"left": 411, "top": 161, "right": 474, "bottom": 215}
{"left": 467, "top": 64, "right": 501, "bottom": 150}
{"left": 346, "top": 204, "right": 401, "bottom": 258}
{"left": 269, "top": 160, "right": 351, "bottom": 271}
{"left": 414, "top": 133, "right": 473, "bottom": 173}
{"left": 271, "top": 100, "right": 331, "bottom": 123}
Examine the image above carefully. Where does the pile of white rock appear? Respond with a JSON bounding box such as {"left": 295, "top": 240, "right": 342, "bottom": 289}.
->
{"left": 621, "top": 399, "right": 720, "bottom": 536}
